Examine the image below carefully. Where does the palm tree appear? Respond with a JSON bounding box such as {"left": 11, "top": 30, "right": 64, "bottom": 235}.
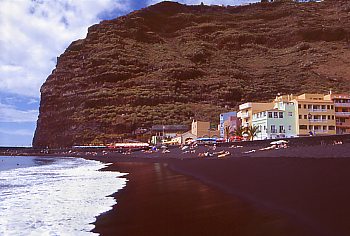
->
{"left": 224, "top": 125, "right": 231, "bottom": 141}
{"left": 233, "top": 126, "right": 245, "bottom": 137}
{"left": 246, "top": 125, "right": 260, "bottom": 141}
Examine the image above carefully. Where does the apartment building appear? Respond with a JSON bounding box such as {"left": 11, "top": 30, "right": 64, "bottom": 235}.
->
{"left": 252, "top": 101, "right": 297, "bottom": 140}
{"left": 237, "top": 102, "right": 274, "bottom": 128}
{"left": 324, "top": 93, "right": 350, "bottom": 134}
{"left": 279, "top": 94, "right": 336, "bottom": 136}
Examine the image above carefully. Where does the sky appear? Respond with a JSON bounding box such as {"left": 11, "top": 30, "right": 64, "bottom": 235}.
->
{"left": 0, "top": 0, "right": 258, "bottom": 147}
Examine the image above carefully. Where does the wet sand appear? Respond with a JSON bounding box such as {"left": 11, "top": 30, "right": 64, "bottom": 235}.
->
{"left": 93, "top": 161, "right": 311, "bottom": 236}
{"left": 89, "top": 143, "right": 350, "bottom": 236}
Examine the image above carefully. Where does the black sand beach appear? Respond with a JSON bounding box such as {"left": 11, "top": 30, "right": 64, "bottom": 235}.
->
{"left": 2, "top": 137, "right": 350, "bottom": 236}
{"left": 87, "top": 142, "right": 350, "bottom": 236}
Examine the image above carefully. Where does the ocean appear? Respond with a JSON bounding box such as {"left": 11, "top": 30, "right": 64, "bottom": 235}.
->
{"left": 0, "top": 156, "right": 128, "bottom": 235}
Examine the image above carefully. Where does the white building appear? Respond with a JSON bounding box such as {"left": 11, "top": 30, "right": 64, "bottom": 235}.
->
{"left": 252, "top": 101, "right": 297, "bottom": 140}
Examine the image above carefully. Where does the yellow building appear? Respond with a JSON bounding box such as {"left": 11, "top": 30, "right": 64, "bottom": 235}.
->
{"left": 191, "top": 120, "right": 220, "bottom": 138}
{"left": 276, "top": 94, "right": 336, "bottom": 136}
{"left": 324, "top": 93, "right": 350, "bottom": 134}
{"left": 238, "top": 102, "right": 274, "bottom": 127}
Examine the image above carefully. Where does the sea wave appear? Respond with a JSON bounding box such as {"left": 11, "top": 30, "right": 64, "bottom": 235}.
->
{"left": 0, "top": 157, "right": 127, "bottom": 236}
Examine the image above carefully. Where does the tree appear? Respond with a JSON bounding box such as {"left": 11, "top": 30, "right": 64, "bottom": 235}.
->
{"left": 233, "top": 126, "right": 245, "bottom": 137}
{"left": 246, "top": 125, "right": 260, "bottom": 141}
{"left": 224, "top": 125, "right": 231, "bottom": 141}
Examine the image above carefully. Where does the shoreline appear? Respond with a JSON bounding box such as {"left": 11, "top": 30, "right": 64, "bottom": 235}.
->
{"left": 2, "top": 141, "right": 350, "bottom": 235}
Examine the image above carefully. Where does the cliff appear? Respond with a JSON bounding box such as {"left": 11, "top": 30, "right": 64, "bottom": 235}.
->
{"left": 33, "top": 0, "right": 350, "bottom": 147}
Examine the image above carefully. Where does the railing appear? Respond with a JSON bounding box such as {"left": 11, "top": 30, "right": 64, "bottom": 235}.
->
{"left": 240, "top": 113, "right": 249, "bottom": 118}
{"left": 270, "top": 130, "right": 285, "bottom": 134}
{"left": 335, "top": 112, "right": 350, "bottom": 116}
{"left": 308, "top": 109, "right": 328, "bottom": 112}
{"left": 309, "top": 119, "right": 327, "bottom": 123}
{"left": 335, "top": 103, "right": 350, "bottom": 107}
{"left": 312, "top": 129, "right": 330, "bottom": 133}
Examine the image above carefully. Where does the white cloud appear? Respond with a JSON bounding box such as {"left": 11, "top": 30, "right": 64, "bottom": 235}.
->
{"left": 0, "top": 103, "right": 38, "bottom": 122}
{"left": 147, "top": 0, "right": 259, "bottom": 6}
{"left": 0, "top": 0, "right": 132, "bottom": 98}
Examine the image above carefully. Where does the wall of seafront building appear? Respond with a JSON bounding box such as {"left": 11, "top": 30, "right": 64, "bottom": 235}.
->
{"left": 292, "top": 94, "right": 336, "bottom": 136}
{"left": 252, "top": 102, "right": 296, "bottom": 140}
{"left": 219, "top": 112, "right": 238, "bottom": 138}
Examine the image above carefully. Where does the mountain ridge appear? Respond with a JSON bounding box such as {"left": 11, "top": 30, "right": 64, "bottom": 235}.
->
{"left": 33, "top": 0, "right": 350, "bottom": 147}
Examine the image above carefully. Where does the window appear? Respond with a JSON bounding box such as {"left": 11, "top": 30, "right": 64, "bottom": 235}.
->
{"left": 264, "top": 126, "right": 266, "bottom": 130}
{"left": 327, "top": 105, "right": 330, "bottom": 109}
{"left": 332, "top": 116, "right": 334, "bottom": 120}
{"left": 271, "top": 125, "right": 276, "bottom": 133}
{"left": 298, "top": 104, "right": 301, "bottom": 109}
{"left": 304, "top": 104, "right": 306, "bottom": 109}
{"left": 308, "top": 105, "right": 312, "bottom": 109}
{"left": 274, "top": 112, "right": 278, "bottom": 118}
{"left": 268, "top": 112, "right": 272, "bottom": 118}
{"left": 322, "top": 115, "right": 326, "bottom": 120}
{"left": 279, "top": 112, "right": 283, "bottom": 118}
{"left": 328, "top": 115, "right": 331, "bottom": 120}
{"left": 299, "top": 125, "right": 307, "bottom": 130}
{"left": 329, "top": 126, "right": 335, "bottom": 130}
{"left": 279, "top": 125, "right": 284, "bottom": 133}
{"left": 299, "top": 115, "right": 302, "bottom": 119}
{"left": 323, "top": 126, "right": 327, "bottom": 130}
{"left": 288, "top": 125, "right": 292, "bottom": 131}
{"left": 288, "top": 112, "right": 293, "bottom": 116}
{"left": 304, "top": 115, "right": 307, "bottom": 119}
{"left": 331, "top": 105, "right": 334, "bottom": 109}
{"left": 322, "top": 105, "right": 326, "bottom": 110}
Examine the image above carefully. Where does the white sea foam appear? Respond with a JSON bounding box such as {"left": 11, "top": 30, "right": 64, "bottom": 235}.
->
{"left": 0, "top": 157, "right": 128, "bottom": 236}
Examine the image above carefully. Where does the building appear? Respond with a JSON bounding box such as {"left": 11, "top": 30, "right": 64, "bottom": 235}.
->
{"left": 252, "top": 101, "right": 297, "bottom": 140}
{"left": 290, "top": 94, "right": 336, "bottom": 136}
{"left": 223, "top": 116, "right": 241, "bottom": 139}
{"left": 150, "top": 125, "right": 189, "bottom": 144}
{"left": 170, "top": 131, "right": 197, "bottom": 145}
{"left": 324, "top": 93, "right": 350, "bottom": 134}
{"left": 238, "top": 102, "right": 274, "bottom": 128}
{"left": 191, "top": 120, "right": 220, "bottom": 138}
{"left": 273, "top": 93, "right": 336, "bottom": 136}
{"left": 219, "top": 112, "right": 239, "bottom": 138}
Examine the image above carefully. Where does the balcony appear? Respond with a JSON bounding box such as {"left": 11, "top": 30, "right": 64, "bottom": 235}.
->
{"left": 270, "top": 130, "right": 285, "bottom": 134}
{"left": 240, "top": 113, "right": 249, "bottom": 119}
{"left": 308, "top": 109, "right": 327, "bottom": 112}
{"left": 313, "top": 129, "right": 329, "bottom": 133}
{"left": 243, "top": 122, "right": 249, "bottom": 128}
{"left": 335, "top": 112, "right": 350, "bottom": 116}
{"left": 336, "top": 122, "right": 350, "bottom": 127}
{"left": 309, "top": 119, "right": 327, "bottom": 123}
{"left": 335, "top": 103, "right": 350, "bottom": 108}
{"left": 239, "top": 103, "right": 252, "bottom": 110}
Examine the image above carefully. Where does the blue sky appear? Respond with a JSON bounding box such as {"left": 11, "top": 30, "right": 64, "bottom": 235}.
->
{"left": 0, "top": 0, "right": 258, "bottom": 147}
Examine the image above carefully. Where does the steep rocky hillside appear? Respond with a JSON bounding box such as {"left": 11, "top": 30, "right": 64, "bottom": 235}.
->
{"left": 34, "top": 0, "right": 350, "bottom": 147}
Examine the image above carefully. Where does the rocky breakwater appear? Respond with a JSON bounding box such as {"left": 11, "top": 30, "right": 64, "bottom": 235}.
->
{"left": 34, "top": 0, "right": 350, "bottom": 147}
